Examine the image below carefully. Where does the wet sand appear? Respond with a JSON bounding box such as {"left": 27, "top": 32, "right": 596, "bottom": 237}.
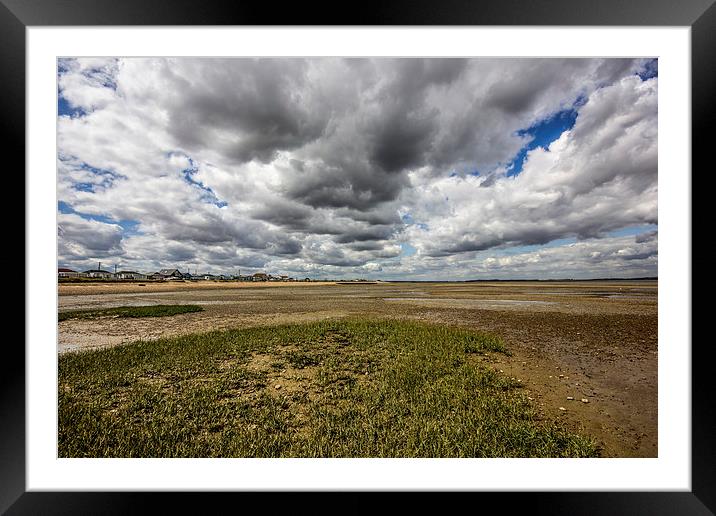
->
{"left": 58, "top": 280, "right": 657, "bottom": 457}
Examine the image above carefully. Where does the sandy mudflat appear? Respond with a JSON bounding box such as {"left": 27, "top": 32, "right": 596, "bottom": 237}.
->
{"left": 58, "top": 280, "right": 658, "bottom": 457}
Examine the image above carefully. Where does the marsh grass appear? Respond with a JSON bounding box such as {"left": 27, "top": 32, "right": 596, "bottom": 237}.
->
{"left": 58, "top": 304, "right": 203, "bottom": 321}
{"left": 58, "top": 319, "right": 598, "bottom": 457}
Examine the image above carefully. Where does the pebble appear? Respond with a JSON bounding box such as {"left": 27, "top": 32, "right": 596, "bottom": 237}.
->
{"left": 581, "top": 398, "right": 589, "bottom": 403}
{"left": 274, "top": 384, "right": 282, "bottom": 390}
{"left": 558, "top": 374, "right": 564, "bottom": 378}
{"left": 567, "top": 396, "right": 574, "bottom": 400}
{"left": 559, "top": 407, "right": 566, "bottom": 411}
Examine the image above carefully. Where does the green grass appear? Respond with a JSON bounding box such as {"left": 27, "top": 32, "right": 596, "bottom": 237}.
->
{"left": 58, "top": 304, "right": 203, "bottom": 321}
{"left": 58, "top": 319, "right": 598, "bottom": 458}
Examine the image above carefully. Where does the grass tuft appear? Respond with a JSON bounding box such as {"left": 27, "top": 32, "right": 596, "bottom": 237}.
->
{"left": 59, "top": 318, "right": 598, "bottom": 458}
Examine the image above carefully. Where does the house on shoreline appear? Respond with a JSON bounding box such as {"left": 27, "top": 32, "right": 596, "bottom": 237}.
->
{"left": 59, "top": 265, "right": 305, "bottom": 282}
{"left": 58, "top": 268, "right": 84, "bottom": 278}
{"left": 115, "top": 270, "right": 147, "bottom": 280}
{"left": 82, "top": 269, "right": 115, "bottom": 279}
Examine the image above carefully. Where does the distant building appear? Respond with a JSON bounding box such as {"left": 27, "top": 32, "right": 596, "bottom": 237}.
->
{"left": 115, "top": 271, "right": 147, "bottom": 280}
{"left": 157, "top": 268, "right": 183, "bottom": 279}
{"left": 252, "top": 272, "right": 268, "bottom": 281}
{"left": 83, "top": 269, "right": 115, "bottom": 279}
{"left": 58, "top": 268, "right": 84, "bottom": 278}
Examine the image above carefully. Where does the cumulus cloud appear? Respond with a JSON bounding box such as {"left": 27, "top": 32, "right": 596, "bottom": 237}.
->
{"left": 58, "top": 213, "right": 124, "bottom": 264}
{"left": 404, "top": 75, "right": 657, "bottom": 257}
{"left": 57, "top": 57, "right": 657, "bottom": 278}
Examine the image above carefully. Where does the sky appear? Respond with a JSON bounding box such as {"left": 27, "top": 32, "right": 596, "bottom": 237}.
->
{"left": 57, "top": 57, "right": 658, "bottom": 280}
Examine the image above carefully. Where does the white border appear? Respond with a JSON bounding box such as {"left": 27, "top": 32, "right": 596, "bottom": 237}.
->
{"left": 27, "top": 26, "right": 691, "bottom": 491}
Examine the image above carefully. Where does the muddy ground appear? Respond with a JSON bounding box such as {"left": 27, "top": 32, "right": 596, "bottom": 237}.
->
{"left": 58, "top": 280, "right": 657, "bottom": 458}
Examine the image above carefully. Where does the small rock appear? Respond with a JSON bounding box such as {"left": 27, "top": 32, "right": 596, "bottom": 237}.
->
{"left": 559, "top": 407, "right": 566, "bottom": 411}
{"left": 274, "top": 384, "right": 282, "bottom": 390}
{"left": 499, "top": 369, "right": 504, "bottom": 373}
{"left": 558, "top": 374, "right": 564, "bottom": 378}
{"left": 567, "top": 396, "right": 574, "bottom": 400}
{"left": 581, "top": 398, "right": 589, "bottom": 403}
{"left": 527, "top": 396, "right": 534, "bottom": 401}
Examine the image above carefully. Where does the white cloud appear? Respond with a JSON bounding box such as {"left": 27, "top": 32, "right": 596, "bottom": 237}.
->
{"left": 404, "top": 75, "right": 657, "bottom": 258}
{"left": 57, "top": 58, "right": 657, "bottom": 279}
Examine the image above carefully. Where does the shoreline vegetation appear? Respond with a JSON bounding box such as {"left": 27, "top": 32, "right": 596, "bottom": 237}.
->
{"left": 58, "top": 305, "right": 203, "bottom": 321}
{"left": 59, "top": 319, "right": 599, "bottom": 458}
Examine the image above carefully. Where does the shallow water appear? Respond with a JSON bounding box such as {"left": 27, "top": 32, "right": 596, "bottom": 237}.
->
{"left": 383, "top": 297, "right": 556, "bottom": 305}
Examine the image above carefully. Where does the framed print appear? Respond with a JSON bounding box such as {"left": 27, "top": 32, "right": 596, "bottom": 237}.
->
{"left": 5, "top": 0, "right": 711, "bottom": 513}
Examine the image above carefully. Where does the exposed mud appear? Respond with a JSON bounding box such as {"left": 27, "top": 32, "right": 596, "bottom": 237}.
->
{"left": 58, "top": 280, "right": 657, "bottom": 457}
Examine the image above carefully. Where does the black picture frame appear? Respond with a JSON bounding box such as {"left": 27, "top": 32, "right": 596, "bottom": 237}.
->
{"left": 5, "top": 0, "right": 710, "bottom": 513}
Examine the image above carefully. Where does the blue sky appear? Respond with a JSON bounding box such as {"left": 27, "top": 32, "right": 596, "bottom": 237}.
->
{"left": 57, "top": 57, "right": 658, "bottom": 279}
{"left": 506, "top": 105, "right": 580, "bottom": 177}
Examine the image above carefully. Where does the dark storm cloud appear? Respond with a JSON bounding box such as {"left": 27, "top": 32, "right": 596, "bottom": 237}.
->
{"left": 304, "top": 248, "right": 367, "bottom": 267}
{"left": 164, "top": 243, "right": 196, "bottom": 262}
{"left": 369, "top": 111, "right": 437, "bottom": 173}
{"left": 57, "top": 213, "right": 124, "bottom": 259}
{"left": 428, "top": 237, "right": 505, "bottom": 257}
{"left": 333, "top": 225, "right": 397, "bottom": 243}
{"left": 621, "top": 250, "right": 657, "bottom": 261}
{"left": 349, "top": 241, "right": 386, "bottom": 251}
{"left": 635, "top": 230, "right": 657, "bottom": 243}
{"left": 145, "top": 205, "right": 305, "bottom": 256}
{"left": 364, "top": 60, "right": 468, "bottom": 173}
{"left": 485, "top": 59, "right": 637, "bottom": 116}
{"left": 163, "top": 59, "right": 329, "bottom": 164}
{"left": 487, "top": 66, "right": 556, "bottom": 115}
{"left": 268, "top": 238, "right": 303, "bottom": 255}
{"left": 281, "top": 160, "right": 410, "bottom": 211}
{"left": 249, "top": 200, "right": 314, "bottom": 230}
